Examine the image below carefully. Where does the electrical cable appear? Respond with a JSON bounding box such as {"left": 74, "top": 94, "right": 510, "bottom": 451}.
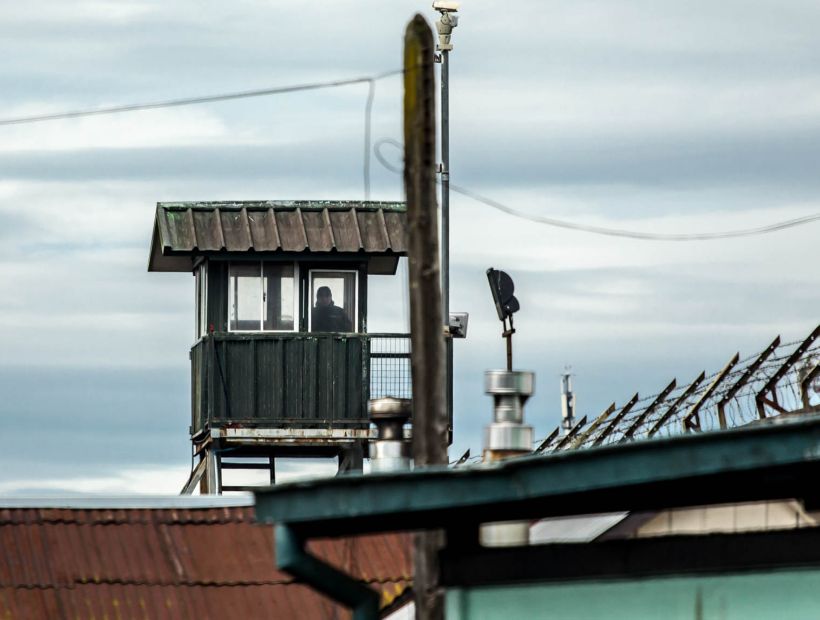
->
{"left": 374, "top": 138, "right": 820, "bottom": 241}
{"left": 0, "top": 69, "right": 403, "bottom": 127}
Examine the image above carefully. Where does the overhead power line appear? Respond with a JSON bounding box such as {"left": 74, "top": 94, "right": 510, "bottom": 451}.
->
{"left": 0, "top": 69, "right": 403, "bottom": 127}
{"left": 374, "top": 138, "right": 820, "bottom": 241}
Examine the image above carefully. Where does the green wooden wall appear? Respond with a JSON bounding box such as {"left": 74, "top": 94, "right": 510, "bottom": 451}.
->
{"left": 191, "top": 333, "right": 369, "bottom": 434}
{"left": 446, "top": 568, "right": 820, "bottom": 620}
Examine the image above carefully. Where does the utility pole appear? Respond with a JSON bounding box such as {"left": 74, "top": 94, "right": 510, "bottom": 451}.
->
{"left": 434, "top": 1, "right": 458, "bottom": 436}
{"left": 404, "top": 13, "right": 447, "bottom": 620}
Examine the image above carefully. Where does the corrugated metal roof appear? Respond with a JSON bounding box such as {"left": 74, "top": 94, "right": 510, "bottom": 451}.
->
{"left": 0, "top": 505, "right": 411, "bottom": 619}
{"left": 148, "top": 201, "right": 408, "bottom": 272}
{"left": 0, "top": 494, "right": 254, "bottom": 509}
{"left": 529, "top": 513, "right": 629, "bottom": 544}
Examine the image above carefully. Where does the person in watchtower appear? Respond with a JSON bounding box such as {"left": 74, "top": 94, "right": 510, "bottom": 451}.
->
{"left": 312, "top": 286, "right": 353, "bottom": 332}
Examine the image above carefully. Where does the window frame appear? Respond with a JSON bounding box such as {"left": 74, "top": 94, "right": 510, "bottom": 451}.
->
{"left": 227, "top": 260, "right": 299, "bottom": 333}
{"left": 307, "top": 268, "right": 359, "bottom": 333}
{"left": 195, "top": 262, "right": 208, "bottom": 339}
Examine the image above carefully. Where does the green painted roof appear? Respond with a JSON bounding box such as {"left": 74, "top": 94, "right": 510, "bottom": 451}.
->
{"left": 255, "top": 413, "right": 820, "bottom": 537}
{"left": 148, "top": 200, "right": 408, "bottom": 272}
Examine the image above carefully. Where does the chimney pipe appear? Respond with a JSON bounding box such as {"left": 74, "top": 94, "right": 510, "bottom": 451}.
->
{"left": 481, "top": 370, "right": 534, "bottom": 546}
{"left": 369, "top": 398, "right": 412, "bottom": 473}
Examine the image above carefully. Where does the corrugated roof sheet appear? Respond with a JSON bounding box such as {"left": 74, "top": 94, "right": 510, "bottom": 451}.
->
{"left": 0, "top": 505, "right": 411, "bottom": 619}
{"left": 149, "top": 201, "right": 408, "bottom": 272}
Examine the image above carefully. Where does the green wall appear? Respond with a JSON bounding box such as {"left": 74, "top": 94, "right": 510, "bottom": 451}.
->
{"left": 447, "top": 568, "right": 820, "bottom": 619}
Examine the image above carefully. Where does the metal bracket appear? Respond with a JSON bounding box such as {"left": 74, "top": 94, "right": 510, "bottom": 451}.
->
{"left": 802, "top": 363, "right": 820, "bottom": 409}
{"left": 683, "top": 353, "right": 739, "bottom": 432}
{"left": 570, "top": 403, "right": 616, "bottom": 449}
{"left": 553, "top": 415, "right": 588, "bottom": 452}
{"left": 756, "top": 325, "right": 820, "bottom": 419}
{"left": 592, "top": 393, "right": 639, "bottom": 446}
{"left": 621, "top": 380, "right": 677, "bottom": 443}
{"left": 717, "top": 336, "right": 780, "bottom": 429}
{"left": 648, "top": 372, "right": 706, "bottom": 438}
{"left": 534, "top": 427, "right": 560, "bottom": 454}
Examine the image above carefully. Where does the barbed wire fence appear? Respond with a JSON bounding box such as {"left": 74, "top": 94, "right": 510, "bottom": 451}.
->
{"left": 534, "top": 324, "right": 820, "bottom": 453}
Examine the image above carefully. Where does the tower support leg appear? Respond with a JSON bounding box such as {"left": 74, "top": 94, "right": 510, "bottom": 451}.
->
{"left": 200, "top": 447, "right": 221, "bottom": 494}
{"left": 338, "top": 443, "right": 364, "bottom": 474}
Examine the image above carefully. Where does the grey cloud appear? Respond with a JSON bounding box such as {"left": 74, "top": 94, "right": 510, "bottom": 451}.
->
{"left": 3, "top": 121, "right": 820, "bottom": 205}
{"left": 0, "top": 366, "right": 190, "bottom": 482}
{"left": 0, "top": 1, "right": 817, "bottom": 491}
{"left": 0, "top": 142, "right": 365, "bottom": 183}
{"left": 451, "top": 124, "right": 820, "bottom": 194}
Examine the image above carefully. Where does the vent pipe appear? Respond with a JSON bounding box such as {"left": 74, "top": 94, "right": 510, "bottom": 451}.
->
{"left": 369, "top": 398, "right": 412, "bottom": 473}
{"left": 481, "top": 370, "right": 534, "bottom": 546}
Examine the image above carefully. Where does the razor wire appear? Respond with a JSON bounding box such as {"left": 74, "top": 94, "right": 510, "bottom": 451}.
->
{"left": 537, "top": 326, "right": 820, "bottom": 452}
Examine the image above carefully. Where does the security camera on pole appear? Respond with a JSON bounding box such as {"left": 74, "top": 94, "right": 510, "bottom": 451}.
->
{"left": 433, "top": 1, "right": 459, "bottom": 435}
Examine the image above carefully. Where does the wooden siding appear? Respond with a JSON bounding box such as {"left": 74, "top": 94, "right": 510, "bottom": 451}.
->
{"left": 191, "top": 333, "right": 370, "bottom": 434}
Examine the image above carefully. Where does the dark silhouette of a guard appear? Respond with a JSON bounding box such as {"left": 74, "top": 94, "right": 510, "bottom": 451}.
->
{"left": 311, "top": 286, "right": 353, "bottom": 332}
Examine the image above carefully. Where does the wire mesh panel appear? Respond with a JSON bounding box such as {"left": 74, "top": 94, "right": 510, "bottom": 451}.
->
{"left": 368, "top": 333, "right": 412, "bottom": 400}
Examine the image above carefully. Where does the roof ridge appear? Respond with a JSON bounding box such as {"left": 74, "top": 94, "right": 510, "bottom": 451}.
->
{"left": 0, "top": 508, "right": 258, "bottom": 526}
{"left": 0, "top": 495, "right": 254, "bottom": 509}
{"left": 3, "top": 579, "right": 295, "bottom": 590}
{"left": 1, "top": 576, "right": 411, "bottom": 589}
{"left": 158, "top": 200, "right": 406, "bottom": 212}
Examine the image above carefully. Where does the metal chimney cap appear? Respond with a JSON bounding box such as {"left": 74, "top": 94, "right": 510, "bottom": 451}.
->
{"left": 485, "top": 370, "right": 535, "bottom": 396}
{"left": 369, "top": 397, "right": 412, "bottom": 420}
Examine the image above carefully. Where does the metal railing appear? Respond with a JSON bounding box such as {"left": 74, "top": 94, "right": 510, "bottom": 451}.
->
{"left": 368, "top": 333, "right": 412, "bottom": 400}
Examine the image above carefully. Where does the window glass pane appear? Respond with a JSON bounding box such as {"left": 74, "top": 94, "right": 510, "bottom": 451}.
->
{"left": 263, "top": 263, "right": 295, "bottom": 331}
{"left": 229, "top": 263, "right": 262, "bottom": 330}
{"left": 310, "top": 271, "right": 356, "bottom": 333}
{"left": 196, "top": 263, "right": 208, "bottom": 337}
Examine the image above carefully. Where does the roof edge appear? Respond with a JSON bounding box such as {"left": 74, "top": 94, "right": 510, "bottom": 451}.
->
{"left": 158, "top": 200, "right": 407, "bottom": 212}
{"left": 0, "top": 494, "right": 255, "bottom": 509}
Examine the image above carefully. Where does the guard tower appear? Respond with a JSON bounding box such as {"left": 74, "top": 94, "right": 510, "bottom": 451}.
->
{"left": 148, "top": 201, "right": 411, "bottom": 493}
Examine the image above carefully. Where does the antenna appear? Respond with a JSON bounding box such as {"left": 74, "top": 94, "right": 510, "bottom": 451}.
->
{"left": 560, "top": 368, "right": 576, "bottom": 435}
{"left": 486, "top": 267, "right": 520, "bottom": 371}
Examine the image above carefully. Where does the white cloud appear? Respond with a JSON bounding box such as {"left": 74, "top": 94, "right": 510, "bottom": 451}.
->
{"left": 0, "top": 108, "right": 245, "bottom": 152}
{"left": 0, "top": 465, "right": 189, "bottom": 495}
{"left": 0, "top": 459, "right": 339, "bottom": 495}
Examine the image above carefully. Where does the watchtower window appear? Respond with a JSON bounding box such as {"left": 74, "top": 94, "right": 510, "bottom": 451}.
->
{"left": 309, "top": 270, "right": 357, "bottom": 333}
{"left": 228, "top": 262, "right": 297, "bottom": 332}
{"left": 195, "top": 263, "right": 208, "bottom": 338}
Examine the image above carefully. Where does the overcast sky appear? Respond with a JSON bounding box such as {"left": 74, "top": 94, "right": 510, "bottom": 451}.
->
{"left": 0, "top": 0, "right": 817, "bottom": 494}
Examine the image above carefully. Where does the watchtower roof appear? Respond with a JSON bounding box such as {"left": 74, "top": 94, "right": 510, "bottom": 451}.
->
{"left": 148, "top": 200, "right": 408, "bottom": 272}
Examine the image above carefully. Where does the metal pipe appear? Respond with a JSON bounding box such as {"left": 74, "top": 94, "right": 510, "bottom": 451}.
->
{"left": 441, "top": 47, "right": 455, "bottom": 436}
{"left": 276, "top": 524, "right": 379, "bottom": 620}
{"left": 369, "top": 398, "right": 412, "bottom": 473}
{"left": 481, "top": 370, "right": 534, "bottom": 546}
{"left": 441, "top": 49, "right": 450, "bottom": 325}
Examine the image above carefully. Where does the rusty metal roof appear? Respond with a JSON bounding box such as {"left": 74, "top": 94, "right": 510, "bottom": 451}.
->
{"left": 0, "top": 504, "right": 411, "bottom": 619}
{"left": 148, "top": 201, "right": 408, "bottom": 273}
